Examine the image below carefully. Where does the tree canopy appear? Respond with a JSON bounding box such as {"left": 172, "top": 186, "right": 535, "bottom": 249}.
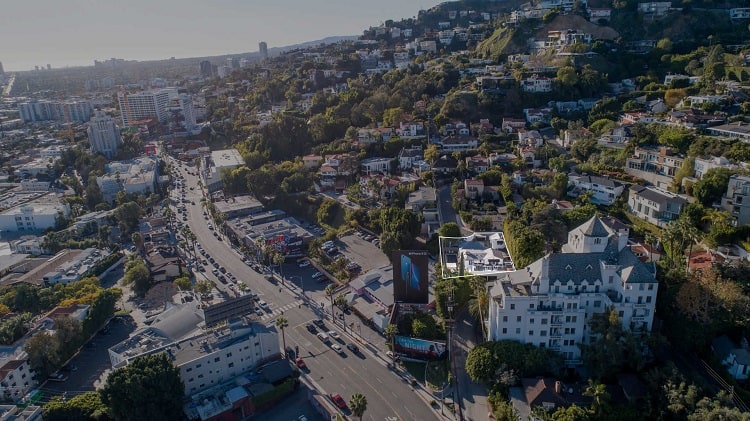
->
{"left": 100, "top": 353, "right": 184, "bottom": 421}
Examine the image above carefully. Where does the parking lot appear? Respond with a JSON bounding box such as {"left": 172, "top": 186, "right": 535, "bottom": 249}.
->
{"left": 43, "top": 315, "right": 137, "bottom": 396}
{"left": 336, "top": 232, "right": 389, "bottom": 273}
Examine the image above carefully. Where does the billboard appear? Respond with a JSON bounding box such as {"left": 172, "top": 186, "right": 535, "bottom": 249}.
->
{"left": 394, "top": 336, "right": 448, "bottom": 360}
{"left": 203, "top": 294, "right": 255, "bottom": 326}
{"left": 392, "top": 250, "right": 429, "bottom": 304}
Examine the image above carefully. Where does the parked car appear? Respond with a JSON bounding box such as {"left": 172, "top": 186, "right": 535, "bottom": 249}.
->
{"left": 330, "top": 394, "right": 347, "bottom": 409}
{"left": 295, "top": 357, "right": 307, "bottom": 369}
{"left": 48, "top": 371, "right": 68, "bottom": 382}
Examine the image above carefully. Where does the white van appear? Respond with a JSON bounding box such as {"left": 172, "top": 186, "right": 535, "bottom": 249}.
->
{"left": 316, "top": 332, "right": 330, "bottom": 343}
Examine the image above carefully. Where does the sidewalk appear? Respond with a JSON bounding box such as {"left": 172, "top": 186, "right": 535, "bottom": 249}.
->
{"left": 284, "top": 277, "right": 452, "bottom": 420}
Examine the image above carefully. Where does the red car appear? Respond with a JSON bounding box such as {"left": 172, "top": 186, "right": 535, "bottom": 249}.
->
{"left": 330, "top": 393, "right": 347, "bottom": 409}
{"left": 295, "top": 357, "right": 307, "bottom": 369}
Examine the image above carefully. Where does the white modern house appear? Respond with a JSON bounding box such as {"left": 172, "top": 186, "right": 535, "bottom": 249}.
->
{"left": 487, "top": 216, "right": 658, "bottom": 365}
{"left": 568, "top": 174, "right": 624, "bottom": 205}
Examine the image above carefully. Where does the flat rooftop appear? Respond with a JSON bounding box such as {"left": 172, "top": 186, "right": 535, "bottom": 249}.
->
{"left": 211, "top": 149, "right": 244, "bottom": 168}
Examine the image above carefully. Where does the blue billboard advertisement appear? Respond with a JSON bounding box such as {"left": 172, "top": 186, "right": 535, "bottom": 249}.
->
{"left": 392, "top": 250, "right": 429, "bottom": 304}
{"left": 394, "top": 336, "right": 448, "bottom": 360}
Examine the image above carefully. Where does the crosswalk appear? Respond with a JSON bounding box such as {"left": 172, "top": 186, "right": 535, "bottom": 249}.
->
{"left": 260, "top": 299, "right": 304, "bottom": 322}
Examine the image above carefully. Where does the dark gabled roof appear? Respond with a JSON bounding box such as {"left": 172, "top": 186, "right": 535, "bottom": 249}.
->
{"left": 629, "top": 185, "right": 687, "bottom": 206}
{"left": 522, "top": 378, "right": 567, "bottom": 408}
{"left": 433, "top": 155, "right": 458, "bottom": 168}
{"left": 547, "top": 237, "right": 655, "bottom": 285}
{"left": 577, "top": 216, "right": 611, "bottom": 237}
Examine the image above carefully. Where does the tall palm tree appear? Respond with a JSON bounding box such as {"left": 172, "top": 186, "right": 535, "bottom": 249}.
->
{"left": 325, "top": 284, "right": 336, "bottom": 318}
{"left": 275, "top": 316, "right": 289, "bottom": 357}
{"left": 272, "top": 251, "right": 285, "bottom": 285}
{"left": 644, "top": 232, "right": 656, "bottom": 262}
{"left": 349, "top": 393, "right": 368, "bottom": 421}
{"left": 583, "top": 379, "right": 610, "bottom": 417}
{"left": 383, "top": 323, "right": 399, "bottom": 353}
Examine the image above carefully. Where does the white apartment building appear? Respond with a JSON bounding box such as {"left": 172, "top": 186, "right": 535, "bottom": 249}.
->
{"left": 203, "top": 149, "right": 244, "bottom": 193}
{"left": 96, "top": 157, "right": 159, "bottom": 203}
{"left": 117, "top": 89, "right": 171, "bottom": 126}
{"left": 522, "top": 75, "right": 553, "bottom": 93}
{"left": 109, "top": 311, "right": 279, "bottom": 396}
{"left": 360, "top": 158, "right": 391, "bottom": 175}
{"left": 487, "top": 216, "right": 658, "bottom": 365}
{"left": 19, "top": 179, "right": 50, "bottom": 192}
{"left": 568, "top": 174, "right": 624, "bottom": 206}
{"left": 0, "top": 194, "right": 70, "bottom": 233}
{"left": 18, "top": 99, "right": 93, "bottom": 123}
{"left": 721, "top": 174, "right": 750, "bottom": 227}
{"left": 0, "top": 357, "right": 37, "bottom": 403}
{"left": 87, "top": 110, "right": 122, "bottom": 158}
{"left": 438, "top": 135, "right": 479, "bottom": 152}
{"left": 628, "top": 185, "right": 686, "bottom": 227}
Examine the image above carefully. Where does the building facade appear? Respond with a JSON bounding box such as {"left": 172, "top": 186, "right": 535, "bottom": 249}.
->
{"left": 18, "top": 100, "right": 93, "bottom": 123}
{"left": 628, "top": 185, "right": 686, "bottom": 227}
{"left": 117, "top": 89, "right": 171, "bottom": 127}
{"left": 487, "top": 216, "right": 658, "bottom": 365}
{"left": 721, "top": 174, "right": 750, "bottom": 227}
{"left": 87, "top": 111, "right": 121, "bottom": 158}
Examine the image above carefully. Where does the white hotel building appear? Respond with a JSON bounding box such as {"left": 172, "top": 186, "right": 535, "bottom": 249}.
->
{"left": 487, "top": 216, "right": 657, "bottom": 365}
{"left": 117, "top": 89, "right": 171, "bottom": 127}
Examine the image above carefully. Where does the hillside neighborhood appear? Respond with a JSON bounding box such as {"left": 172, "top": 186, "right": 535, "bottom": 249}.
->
{"left": 0, "top": 0, "right": 750, "bottom": 420}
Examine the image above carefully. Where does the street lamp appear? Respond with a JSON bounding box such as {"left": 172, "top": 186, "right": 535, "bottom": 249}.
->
{"left": 289, "top": 275, "right": 304, "bottom": 300}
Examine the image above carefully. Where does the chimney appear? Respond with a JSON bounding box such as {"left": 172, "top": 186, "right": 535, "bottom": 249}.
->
{"left": 555, "top": 381, "right": 562, "bottom": 394}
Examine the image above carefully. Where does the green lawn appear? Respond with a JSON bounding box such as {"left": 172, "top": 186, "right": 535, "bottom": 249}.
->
{"left": 401, "top": 359, "right": 450, "bottom": 390}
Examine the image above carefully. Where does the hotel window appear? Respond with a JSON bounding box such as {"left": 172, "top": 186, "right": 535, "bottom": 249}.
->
{"left": 516, "top": 316, "right": 522, "bottom": 322}
{"left": 502, "top": 316, "right": 508, "bottom": 322}
{"left": 528, "top": 330, "right": 534, "bottom": 336}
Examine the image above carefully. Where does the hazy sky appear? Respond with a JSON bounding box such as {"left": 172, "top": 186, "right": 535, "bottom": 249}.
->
{"left": 1, "top": 0, "right": 428, "bottom": 71}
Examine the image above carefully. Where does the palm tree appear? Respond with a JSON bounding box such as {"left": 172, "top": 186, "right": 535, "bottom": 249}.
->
{"left": 467, "top": 285, "right": 489, "bottom": 338}
{"left": 383, "top": 323, "right": 399, "bottom": 353}
{"left": 275, "top": 316, "right": 289, "bottom": 357}
{"left": 681, "top": 219, "right": 701, "bottom": 271}
{"left": 272, "top": 251, "right": 285, "bottom": 285}
{"left": 349, "top": 393, "right": 368, "bottom": 421}
{"left": 644, "top": 232, "right": 656, "bottom": 262}
{"left": 325, "top": 284, "right": 336, "bottom": 318}
{"left": 583, "top": 379, "right": 610, "bottom": 417}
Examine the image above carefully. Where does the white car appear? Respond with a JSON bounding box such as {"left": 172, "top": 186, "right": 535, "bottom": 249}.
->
{"left": 298, "top": 260, "right": 311, "bottom": 268}
{"left": 327, "top": 330, "right": 340, "bottom": 340}
{"left": 258, "top": 300, "right": 270, "bottom": 310}
{"left": 331, "top": 344, "right": 344, "bottom": 354}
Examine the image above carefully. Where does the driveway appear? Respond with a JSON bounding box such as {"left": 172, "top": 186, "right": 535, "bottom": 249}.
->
{"left": 452, "top": 307, "right": 489, "bottom": 421}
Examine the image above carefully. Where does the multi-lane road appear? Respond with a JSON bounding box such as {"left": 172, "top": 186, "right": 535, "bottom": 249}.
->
{"left": 169, "top": 159, "right": 440, "bottom": 421}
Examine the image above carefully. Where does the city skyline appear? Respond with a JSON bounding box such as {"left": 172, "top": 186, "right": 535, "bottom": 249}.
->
{"left": 1, "top": 0, "right": 426, "bottom": 71}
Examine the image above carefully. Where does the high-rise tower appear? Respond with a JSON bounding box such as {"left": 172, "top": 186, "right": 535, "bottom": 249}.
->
{"left": 259, "top": 42, "right": 268, "bottom": 61}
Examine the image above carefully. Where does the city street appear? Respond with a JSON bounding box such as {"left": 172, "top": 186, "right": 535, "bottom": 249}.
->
{"left": 173, "top": 161, "right": 441, "bottom": 420}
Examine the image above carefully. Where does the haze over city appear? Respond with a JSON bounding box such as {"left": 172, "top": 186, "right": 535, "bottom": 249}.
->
{"left": 1, "top": 0, "right": 425, "bottom": 71}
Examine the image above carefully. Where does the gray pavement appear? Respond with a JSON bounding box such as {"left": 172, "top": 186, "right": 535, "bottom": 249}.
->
{"left": 438, "top": 185, "right": 471, "bottom": 236}
{"left": 452, "top": 308, "right": 489, "bottom": 421}
{"left": 173, "top": 164, "right": 441, "bottom": 420}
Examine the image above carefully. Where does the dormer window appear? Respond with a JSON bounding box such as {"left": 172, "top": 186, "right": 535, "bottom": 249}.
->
{"left": 586, "top": 264, "right": 593, "bottom": 270}
{"left": 594, "top": 238, "right": 602, "bottom": 244}
{"left": 565, "top": 264, "right": 572, "bottom": 270}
